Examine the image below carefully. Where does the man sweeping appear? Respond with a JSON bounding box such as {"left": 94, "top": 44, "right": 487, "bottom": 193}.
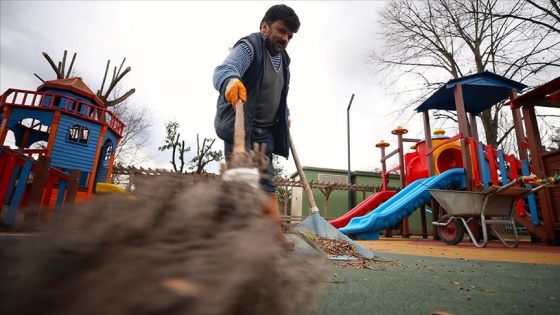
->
{"left": 213, "top": 4, "right": 301, "bottom": 250}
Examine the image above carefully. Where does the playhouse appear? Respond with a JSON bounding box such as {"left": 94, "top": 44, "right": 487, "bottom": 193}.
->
{"left": 0, "top": 77, "right": 125, "bottom": 226}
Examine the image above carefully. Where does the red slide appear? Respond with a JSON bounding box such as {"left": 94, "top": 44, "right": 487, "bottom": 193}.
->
{"left": 329, "top": 190, "right": 397, "bottom": 229}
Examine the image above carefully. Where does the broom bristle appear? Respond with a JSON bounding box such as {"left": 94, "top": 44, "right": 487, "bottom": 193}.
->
{"left": 0, "top": 177, "right": 328, "bottom": 315}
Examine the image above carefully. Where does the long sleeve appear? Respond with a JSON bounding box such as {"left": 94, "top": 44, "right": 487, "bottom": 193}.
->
{"left": 213, "top": 42, "right": 253, "bottom": 96}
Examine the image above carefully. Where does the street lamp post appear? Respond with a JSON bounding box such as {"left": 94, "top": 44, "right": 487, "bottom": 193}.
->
{"left": 346, "top": 94, "right": 355, "bottom": 212}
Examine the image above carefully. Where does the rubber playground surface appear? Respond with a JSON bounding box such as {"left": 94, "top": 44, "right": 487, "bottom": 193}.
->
{"left": 294, "top": 235, "right": 560, "bottom": 315}
{"left": 358, "top": 236, "right": 560, "bottom": 266}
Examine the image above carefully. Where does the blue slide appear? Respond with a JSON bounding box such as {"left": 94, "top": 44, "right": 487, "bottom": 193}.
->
{"left": 339, "top": 168, "right": 467, "bottom": 240}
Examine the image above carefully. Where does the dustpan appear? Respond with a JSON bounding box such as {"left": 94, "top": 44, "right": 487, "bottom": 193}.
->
{"left": 289, "top": 135, "right": 374, "bottom": 261}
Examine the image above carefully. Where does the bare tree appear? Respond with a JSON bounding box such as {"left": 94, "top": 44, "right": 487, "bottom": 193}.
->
{"left": 273, "top": 155, "right": 292, "bottom": 216}
{"left": 368, "top": 0, "right": 560, "bottom": 148}
{"left": 111, "top": 103, "right": 153, "bottom": 164}
{"left": 34, "top": 51, "right": 77, "bottom": 82}
{"left": 547, "top": 127, "right": 560, "bottom": 150}
{"left": 158, "top": 120, "right": 190, "bottom": 173}
{"left": 96, "top": 57, "right": 135, "bottom": 108}
{"left": 37, "top": 50, "right": 135, "bottom": 108}
{"left": 188, "top": 134, "right": 223, "bottom": 174}
{"left": 110, "top": 98, "right": 155, "bottom": 185}
{"left": 488, "top": 0, "right": 560, "bottom": 34}
{"left": 158, "top": 120, "right": 223, "bottom": 174}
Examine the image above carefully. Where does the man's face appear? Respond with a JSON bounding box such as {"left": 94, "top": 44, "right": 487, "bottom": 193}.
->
{"left": 260, "top": 20, "right": 294, "bottom": 55}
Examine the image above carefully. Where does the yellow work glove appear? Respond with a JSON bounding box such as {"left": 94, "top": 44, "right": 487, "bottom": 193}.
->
{"left": 225, "top": 78, "right": 247, "bottom": 109}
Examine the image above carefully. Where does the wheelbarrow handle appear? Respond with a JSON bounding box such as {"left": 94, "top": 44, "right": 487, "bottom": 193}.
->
{"left": 494, "top": 174, "right": 537, "bottom": 194}
{"left": 518, "top": 174, "right": 537, "bottom": 185}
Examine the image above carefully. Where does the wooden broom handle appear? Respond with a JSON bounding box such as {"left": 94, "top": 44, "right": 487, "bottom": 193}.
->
{"left": 232, "top": 100, "right": 245, "bottom": 155}
{"left": 289, "top": 134, "right": 318, "bottom": 210}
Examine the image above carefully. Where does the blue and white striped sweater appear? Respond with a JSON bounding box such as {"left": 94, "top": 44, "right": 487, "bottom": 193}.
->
{"left": 231, "top": 42, "right": 282, "bottom": 77}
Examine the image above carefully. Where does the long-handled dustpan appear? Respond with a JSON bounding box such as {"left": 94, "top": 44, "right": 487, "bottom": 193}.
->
{"left": 289, "top": 134, "right": 374, "bottom": 261}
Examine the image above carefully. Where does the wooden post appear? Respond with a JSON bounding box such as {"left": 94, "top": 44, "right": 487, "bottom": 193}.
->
{"left": 0, "top": 106, "right": 11, "bottom": 144}
{"left": 420, "top": 205, "right": 428, "bottom": 239}
{"left": 65, "top": 169, "right": 81, "bottom": 204}
{"left": 22, "top": 156, "right": 51, "bottom": 229}
{"left": 454, "top": 83, "right": 481, "bottom": 240}
{"left": 393, "top": 126, "right": 410, "bottom": 238}
{"left": 510, "top": 90, "right": 528, "bottom": 161}
{"left": 453, "top": 84, "right": 473, "bottom": 191}
{"left": 126, "top": 169, "right": 135, "bottom": 192}
{"left": 421, "top": 112, "right": 441, "bottom": 240}
{"left": 422, "top": 111, "right": 435, "bottom": 176}
{"left": 376, "top": 141, "right": 390, "bottom": 191}
{"left": 522, "top": 106, "right": 555, "bottom": 240}
{"left": 283, "top": 186, "right": 289, "bottom": 216}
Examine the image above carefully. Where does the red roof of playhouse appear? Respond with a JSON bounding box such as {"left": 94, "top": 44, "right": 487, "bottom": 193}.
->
{"left": 37, "top": 77, "right": 104, "bottom": 107}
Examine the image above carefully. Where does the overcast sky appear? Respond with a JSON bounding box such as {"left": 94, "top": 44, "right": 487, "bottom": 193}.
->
{"left": 1, "top": 0, "right": 433, "bottom": 175}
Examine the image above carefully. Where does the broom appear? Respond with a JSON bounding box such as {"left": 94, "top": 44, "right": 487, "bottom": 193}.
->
{"left": 290, "top": 134, "right": 374, "bottom": 260}
{"left": 220, "top": 100, "right": 268, "bottom": 185}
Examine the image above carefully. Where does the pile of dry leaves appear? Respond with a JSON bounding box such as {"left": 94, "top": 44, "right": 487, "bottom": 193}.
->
{"left": 312, "top": 237, "right": 362, "bottom": 257}
{"left": 310, "top": 236, "right": 402, "bottom": 269}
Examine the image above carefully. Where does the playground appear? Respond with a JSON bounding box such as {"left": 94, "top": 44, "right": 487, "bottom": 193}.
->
{"left": 1, "top": 68, "right": 559, "bottom": 314}
{"left": 323, "top": 72, "right": 560, "bottom": 248}
{"left": 1, "top": 69, "right": 559, "bottom": 243}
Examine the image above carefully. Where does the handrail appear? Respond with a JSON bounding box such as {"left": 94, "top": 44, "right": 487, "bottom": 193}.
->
{"left": 0, "top": 145, "right": 80, "bottom": 227}
{"left": 424, "top": 133, "right": 462, "bottom": 156}
{"left": 15, "top": 148, "right": 48, "bottom": 157}
{"left": 1, "top": 88, "right": 125, "bottom": 136}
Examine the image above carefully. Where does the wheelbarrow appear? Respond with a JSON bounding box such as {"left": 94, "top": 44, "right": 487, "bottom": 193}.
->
{"left": 429, "top": 175, "right": 546, "bottom": 248}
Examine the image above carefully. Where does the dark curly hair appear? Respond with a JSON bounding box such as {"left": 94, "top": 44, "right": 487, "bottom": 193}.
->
{"left": 262, "top": 4, "right": 300, "bottom": 33}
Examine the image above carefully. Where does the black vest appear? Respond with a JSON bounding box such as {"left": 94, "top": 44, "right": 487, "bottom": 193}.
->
{"left": 214, "top": 32, "right": 291, "bottom": 158}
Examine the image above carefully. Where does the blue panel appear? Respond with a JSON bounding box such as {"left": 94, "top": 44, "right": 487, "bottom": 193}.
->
{"left": 79, "top": 172, "right": 90, "bottom": 186}
{"left": 103, "top": 130, "right": 119, "bottom": 147}
{"left": 42, "top": 88, "right": 96, "bottom": 106}
{"left": 96, "top": 164, "right": 109, "bottom": 183}
{"left": 59, "top": 167, "right": 90, "bottom": 187}
{"left": 54, "top": 180, "right": 68, "bottom": 221}
{"left": 498, "top": 150, "right": 508, "bottom": 185}
{"left": 7, "top": 108, "right": 55, "bottom": 146}
{"left": 478, "top": 142, "right": 491, "bottom": 188}
{"left": 94, "top": 136, "right": 116, "bottom": 184}
{"left": 59, "top": 98, "right": 68, "bottom": 109}
{"left": 4, "top": 159, "right": 33, "bottom": 226}
{"left": 4, "top": 165, "right": 19, "bottom": 204}
{"left": 7, "top": 107, "right": 55, "bottom": 127}
{"left": 521, "top": 160, "right": 539, "bottom": 226}
{"left": 50, "top": 114, "right": 102, "bottom": 172}
{"left": 43, "top": 95, "right": 53, "bottom": 107}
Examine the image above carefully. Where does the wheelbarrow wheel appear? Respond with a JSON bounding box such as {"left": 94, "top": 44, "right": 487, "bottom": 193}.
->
{"left": 437, "top": 214, "right": 465, "bottom": 245}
